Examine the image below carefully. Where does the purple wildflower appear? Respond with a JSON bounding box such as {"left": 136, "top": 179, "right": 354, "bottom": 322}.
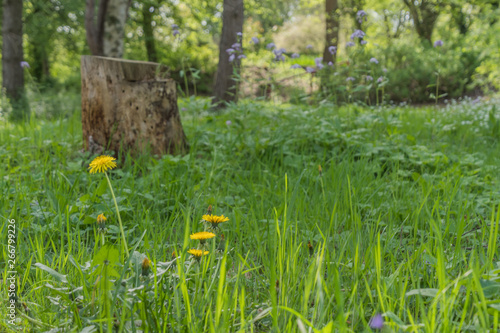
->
{"left": 290, "top": 64, "right": 302, "bottom": 69}
{"left": 346, "top": 41, "right": 355, "bottom": 47}
{"left": 369, "top": 314, "right": 384, "bottom": 330}
{"left": 171, "top": 24, "right": 179, "bottom": 29}
{"left": 238, "top": 54, "right": 246, "bottom": 59}
{"left": 226, "top": 48, "right": 235, "bottom": 54}
{"left": 229, "top": 54, "right": 235, "bottom": 62}
{"left": 315, "top": 57, "right": 324, "bottom": 69}
{"left": 251, "top": 37, "right": 259, "bottom": 44}
{"left": 20, "top": 61, "right": 30, "bottom": 69}
{"left": 366, "top": 75, "right": 373, "bottom": 81}
{"left": 231, "top": 42, "right": 241, "bottom": 50}
{"left": 434, "top": 40, "right": 443, "bottom": 47}
{"left": 266, "top": 42, "right": 276, "bottom": 50}
{"left": 357, "top": 10, "right": 367, "bottom": 23}
{"left": 351, "top": 29, "right": 365, "bottom": 40}
{"left": 328, "top": 61, "right": 334, "bottom": 66}
{"left": 306, "top": 44, "right": 313, "bottom": 49}
{"left": 328, "top": 46, "right": 337, "bottom": 55}
{"left": 383, "top": 68, "right": 388, "bottom": 73}
{"left": 291, "top": 53, "right": 300, "bottom": 59}
{"left": 305, "top": 67, "right": 315, "bottom": 73}
{"left": 236, "top": 32, "right": 242, "bottom": 36}
{"left": 377, "top": 76, "right": 384, "bottom": 83}
{"left": 357, "top": 10, "right": 367, "bottom": 18}
{"left": 226, "top": 120, "right": 232, "bottom": 126}
{"left": 369, "top": 57, "right": 379, "bottom": 64}
{"left": 173, "top": 29, "right": 180, "bottom": 36}
{"left": 360, "top": 40, "right": 367, "bottom": 45}
{"left": 273, "top": 48, "right": 286, "bottom": 62}
{"left": 346, "top": 77, "right": 355, "bottom": 82}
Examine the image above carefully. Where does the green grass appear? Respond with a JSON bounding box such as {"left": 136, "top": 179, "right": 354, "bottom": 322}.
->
{"left": 2, "top": 96, "right": 500, "bottom": 332}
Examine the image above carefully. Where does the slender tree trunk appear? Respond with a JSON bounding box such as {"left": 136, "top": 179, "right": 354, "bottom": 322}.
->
{"left": 322, "top": 0, "right": 339, "bottom": 64}
{"left": 403, "top": 0, "right": 439, "bottom": 44}
{"left": 103, "top": 0, "right": 130, "bottom": 58}
{"left": 142, "top": 3, "right": 158, "bottom": 62}
{"left": 85, "top": 0, "right": 108, "bottom": 56}
{"left": 212, "top": 0, "right": 244, "bottom": 108}
{"left": 31, "top": 41, "right": 51, "bottom": 84}
{"left": 2, "top": 0, "right": 29, "bottom": 120}
{"left": 27, "top": 3, "right": 51, "bottom": 84}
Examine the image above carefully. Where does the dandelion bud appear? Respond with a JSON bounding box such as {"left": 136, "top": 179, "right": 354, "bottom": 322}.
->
{"left": 207, "top": 205, "right": 213, "bottom": 215}
{"left": 97, "top": 214, "right": 107, "bottom": 232}
{"left": 141, "top": 258, "right": 152, "bottom": 276}
{"left": 318, "top": 165, "right": 323, "bottom": 177}
{"left": 308, "top": 241, "right": 314, "bottom": 256}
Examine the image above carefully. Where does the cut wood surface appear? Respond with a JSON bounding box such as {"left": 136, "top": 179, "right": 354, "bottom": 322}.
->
{"left": 81, "top": 55, "right": 188, "bottom": 156}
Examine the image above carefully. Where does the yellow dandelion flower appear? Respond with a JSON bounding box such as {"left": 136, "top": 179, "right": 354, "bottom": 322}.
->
{"left": 187, "top": 249, "right": 209, "bottom": 257}
{"left": 88, "top": 155, "right": 117, "bottom": 174}
{"left": 202, "top": 214, "right": 229, "bottom": 224}
{"left": 190, "top": 231, "right": 216, "bottom": 241}
{"left": 97, "top": 214, "right": 107, "bottom": 223}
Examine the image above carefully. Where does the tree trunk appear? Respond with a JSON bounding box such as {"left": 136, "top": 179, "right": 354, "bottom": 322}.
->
{"left": 85, "top": 0, "right": 108, "bottom": 56}
{"left": 103, "top": 0, "right": 130, "bottom": 58}
{"left": 81, "top": 56, "right": 188, "bottom": 156}
{"left": 2, "top": 0, "right": 29, "bottom": 120}
{"left": 403, "top": 0, "right": 439, "bottom": 44}
{"left": 212, "top": 0, "right": 244, "bottom": 109}
{"left": 322, "top": 0, "right": 339, "bottom": 64}
{"left": 142, "top": 3, "right": 158, "bottom": 62}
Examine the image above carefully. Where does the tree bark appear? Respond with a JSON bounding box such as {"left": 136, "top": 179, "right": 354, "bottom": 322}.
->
{"left": 81, "top": 56, "right": 188, "bottom": 156}
{"left": 2, "top": 0, "right": 29, "bottom": 120}
{"left": 212, "top": 0, "right": 244, "bottom": 108}
{"left": 322, "top": 0, "right": 339, "bottom": 64}
{"left": 103, "top": 0, "right": 130, "bottom": 57}
{"left": 142, "top": 3, "right": 158, "bottom": 63}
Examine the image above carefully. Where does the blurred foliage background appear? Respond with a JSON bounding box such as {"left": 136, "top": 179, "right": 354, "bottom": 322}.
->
{"left": 1, "top": 0, "right": 499, "bottom": 103}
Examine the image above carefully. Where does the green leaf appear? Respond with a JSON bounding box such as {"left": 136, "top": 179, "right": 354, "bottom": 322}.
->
{"left": 92, "top": 245, "right": 120, "bottom": 289}
{"left": 83, "top": 216, "right": 95, "bottom": 225}
{"left": 34, "top": 263, "right": 68, "bottom": 284}
{"left": 95, "top": 178, "right": 108, "bottom": 196}
{"left": 406, "top": 288, "right": 439, "bottom": 297}
{"left": 385, "top": 311, "right": 424, "bottom": 330}
{"left": 318, "top": 321, "right": 334, "bottom": 333}
{"left": 79, "top": 194, "right": 90, "bottom": 203}
{"left": 479, "top": 279, "right": 500, "bottom": 299}
{"left": 92, "top": 244, "right": 120, "bottom": 268}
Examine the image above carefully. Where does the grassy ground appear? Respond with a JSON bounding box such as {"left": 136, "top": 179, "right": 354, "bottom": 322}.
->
{"left": 1, "top": 97, "right": 500, "bottom": 332}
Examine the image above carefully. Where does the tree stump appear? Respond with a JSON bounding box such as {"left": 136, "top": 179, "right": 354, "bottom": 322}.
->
{"left": 81, "top": 56, "right": 188, "bottom": 156}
